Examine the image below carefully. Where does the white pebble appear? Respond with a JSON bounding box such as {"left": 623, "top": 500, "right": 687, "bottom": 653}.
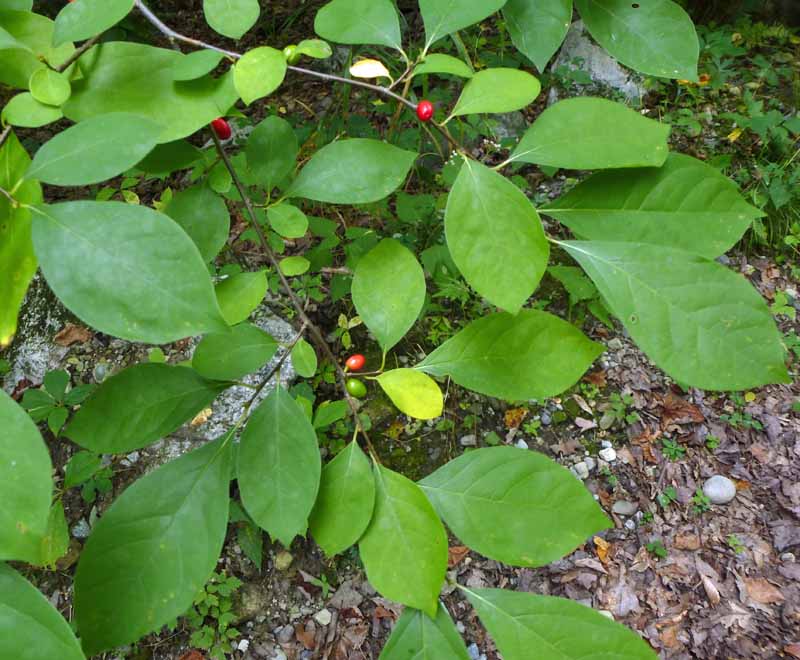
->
{"left": 313, "top": 609, "right": 332, "bottom": 626}
{"left": 599, "top": 447, "right": 617, "bottom": 462}
{"left": 702, "top": 475, "right": 736, "bottom": 504}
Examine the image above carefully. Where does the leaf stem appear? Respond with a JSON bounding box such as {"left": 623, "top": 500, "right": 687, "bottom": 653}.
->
{"left": 54, "top": 34, "right": 102, "bottom": 73}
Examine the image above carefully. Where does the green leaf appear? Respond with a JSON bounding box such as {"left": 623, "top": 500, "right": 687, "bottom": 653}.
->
{"left": 1, "top": 91, "right": 63, "bottom": 127}
{"left": 237, "top": 386, "right": 321, "bottom": 547}
{"left": 0, "top": 131, "right": 40, "bottom": 348}
{"left": 420, "top": 447, "right": 610, "bottom": 566}
{"left": 136, "top": 140, "right": 202, "bottom": 177}
{"left": 194, "top": 323, "right": 278, "bottom": 382}
{"left": 234, "top": 46, "right": 287, "bottom": 105}
{"left": 510, "top": 97, "right": 670, "bottom": 169}
{"left": 359, "top": 464, "right": 447, "bottom": 617}
{"left": 450, "top": 68, "right": 540, "bottom": 118}
{"left": 38, "top": 500, "right": 69, "bottom": 567}
{"left": 314, "top": 0, "right": 402, "bottom": 50}
{"left": 53, "top": 0, "right": 133, "bottom": 46}
{"left": 420, "top": 0, "right": 506, "bottom": 48}
{"left": 32, "top": 201, "right": 228, "bottom": 343}
{"left": 74, "top": 436, "right": 232, "bottom": 656}
{"left": 377, "top": 369, "right": 443, "bottom": 420}
{"left": 0, "top": 10, "right": 74, "bottom": 89}
{"left": 575, "top": 0, "right": 698, "bottom": 81}
{"left": 28, "top": 67, "right": 71, "bottom": 106}
{"left": 352, "top": 238, "right": 426, "bottom": 351}
{"left": 215, "top": 271, "right": 267, "bottom": 325}
{"left": 412, "top": 53, "right": 473, "bottom": 78}
{"left": 548, "top": 265, "right": 597, "bottom": 303}
{"left": 445, "top": 158, "right": 549, "bottom": 313}
{"left": 63, "top": 42, "right": 238, "bottom": 144}
{"left": 279, "top": 256, "right": 310, "bottom": 276}
{"left": 203, "top": 0, "right": 260, "bottom": 39}
{"left": 0, "top": 564, "right": 85, "bottom": 660}
{"left": 0, "top": 389, "right": 52, "bottom": 562}
{"left": 295, "top": 39, "right": 332, "bottom": 59}
{"left": 65, "top": 363, "right": 227, "bottom": 454}
{"left": 504, "top": 0, "right": 572, "bottom": 71}
{"left": 418, "top": 310, "right": 603, "bottom": 400}
{"left": 64, "top": 451, "right": 103, "bottom": 489}
{"left": 164, "top": 184, "right": 231, "bottom": 263}
{"left": 246, "top": 116, "right": 298, "bottom": 190}
{"left": 208, "top": 160, "right": 232, "bottom": 194}
{"left": 309, "top": 441, "right": 375, "bottom": 556}
{"left": 47, "top": 406, "right": 69, "bottom": 436}
{"left": 173, "top": 49, "right": 225, "bottom": 81}
{"left": 44, "top": 369, "right": 69, "bottom": 402}
{"left": 463, "top": 587, "right": 657, "bottom": 660}
{"left": 27, "top": 113, "right": 162, "bottom": 186}
{"left": 268, "top": 203, "right": 308, "bottom": 239}
{"left": 291, "top": 338, "right": 318, "bottom": 378}
{"left": 313, "top": 400, "right": 349, "bottom": 429}
{"left": 543, "top": 153, "right": 762, "bottom": 258}
{"left": 237, "top": 522, "right": 263, "bottom": 568}
{"left": 0, "top": 1, "right": 33, "bottom": 11}
{"left": 380, "top": 603, "right": 470, "bottom": 660}
{"left": 562, "top": 241, "right": 790, "bottom": 390}
{"left": 288, "top": 139, "right": 416, "bottom": 204}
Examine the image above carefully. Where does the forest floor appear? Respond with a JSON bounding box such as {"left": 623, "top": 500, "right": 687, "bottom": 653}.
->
{"left": 2, "top": 3, "right": 800, "bottom": 659}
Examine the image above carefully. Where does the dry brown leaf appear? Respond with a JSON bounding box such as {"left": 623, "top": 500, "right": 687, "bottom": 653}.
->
{"left": 660, "top": 393, "right": 704, "bottom": 427}
{"left": 448, "top": 545, "right": 469, "bottom": 568}
{"left": 295, "top": 622, "right": 316, "bottom": 650}
{"left": 504, "top": 407, "right": 528, "bottom": 429}
{"left": 178, "top": 652, "right": 206, "bottom": 660}
{"left": 593, "top": 536, "right": 610, "bottom": 564}
{"left": 700, "top": 574, "right": 721, "bottom": 606}
{"left": 583, "top": 370, "right": 607, "bottom": 387}
{"left": 785, "top": 644, "right": 800, "bottom": 659}
{"left": 743, "top": 578, "right": 785, "bottom": 604}
{"left": 53, "top": 323, "right": 92, "bottom": 346}
{"left": 572, "top": 394, "right": 593, "bottom": 415}
{"left": 574, "top": 417, "right": 597, "bottom": 432}
{"left": 190, "top": 407, "right": 213, "bottom": 427}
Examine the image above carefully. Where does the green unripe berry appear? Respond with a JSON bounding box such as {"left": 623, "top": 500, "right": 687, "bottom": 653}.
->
{"left": 346, "top": 378, "right": 367, "bottom": 399}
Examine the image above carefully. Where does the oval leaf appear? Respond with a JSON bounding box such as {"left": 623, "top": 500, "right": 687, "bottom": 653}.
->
{"left": 32, "top": 201, "right": 228, "bottom": 343}
{"left": 173, "top": 49, "right": 225, "bottom": 81}
{"left": 28, "top": 67, "right": 71, "bottom": 106}
{"left": 413, "top": 53, "right": 473, "bottom": 78}
{"left": 203, "top": 0, "right": 259, "bottom": 39}
{"left": 542, "top": 153, "right": 762, "bottom": 258}
{"left": 194, "top": 323, "right": 278, "bottom": 381}
{"left": 237, "top": 386, "right": 321, "bottom": 546}
{"left": 450, "top": 68, "right": 540, "bottom": 118}
{"left": 359, "top": 464, "right": 447, "bottom": 617}
{"left": 246, "top": 116, "right": 298, "bottom": 190}
{"left": 288, "top": 139, "right": 417, "bottom": 205}
{"left": 510, "top": 97, "right": 670, "bottom": 169}
{"left": 280, "top": 255, "right": 310, "bottom": 276}
{"left": 350, "top": 58, "right": 392, "bottom": 81}
{"left": 309, "top": 441, "right": 375, "bottom": 556}
{"left": 0, "top": 564, "right": 85, "bottom": 660}
{"left": 65, "top": 363, "right": 227, "bottom": 454}
{"left": 420, "top": 0, "right": 506, "bottom": 48}
{"left": 1, "top": 92, "right": 63, "bottom": 128}
{"left": 463, "top": 587, "right": 658, "bottom": 660}
{"left": 377, "top": 369, "right": 443, "bottom": 420}
{"left": 314, "top": 0, "right": 402, "bottom": 50}
{"left": 295, "top": 39, "right": 332, "bottom": 59}
{"left": 0, "top": 390, "right": 52, "bottom": 562}
{"left": 352, "top": 238, "right": 426, "bottom": 351}
{"left": 562, "top": 241, "right": 790, "bottom": 390}
{"left": 380, "top": 603, "right": 470, "bottom": 660}
{"left": 418, "top": 310, "right": 603, "bottom": 400}
{"left": 291, "top": 338, "right": 318, "bottom": 378}
{"left": 63, "top": 42, "right": 238, "bottom": 144}
{"left": 27, "top": 113, "right": 162, "bottom": 186}
{"left": 504, "top": 0, "right": 573, "bottom": 71}
{"left": 164, "top": 184, "right": 231, "bottom": 263}
{"left": 215, "top": 271, "right": 267, "bottom": 325}
{"left": 445, "top": 159, "right": 549, "bottom": 313}
{"left": 268, "top": 203, "right": 308, "bottom": 239}
{"left": 53, "top": 0, "right": 133, "bottom": 46}
{"left": 420, "top": 447, "right": 610, "bottom": 566}
{"left": 575, "top": 0, "right": 699, "bottom": 80}
{"left": 234, "top": 46, "right": 287, "bottom": 105}
{"left": 74, "top": 436, "right": 232, "bottom": 656}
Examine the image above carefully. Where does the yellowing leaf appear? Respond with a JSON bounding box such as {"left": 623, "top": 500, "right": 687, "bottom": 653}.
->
{"left": 349, "top": 58, "right": 392, "bottom": 82}
{"left": 727, "top": 127, "right": 743, "bottom": 142}
{"left": 377, "top": 369, "right": 443, "bottom": 420}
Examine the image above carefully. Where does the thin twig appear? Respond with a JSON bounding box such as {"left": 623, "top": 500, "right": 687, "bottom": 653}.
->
{"left": 55, "top": 34, "right": 101, "bottom": 73}
{"left": 211, "top": 132, "right": 378, "bottom": 458}
{"left": 0, "top": 126, "right": 11, "bottom": 152}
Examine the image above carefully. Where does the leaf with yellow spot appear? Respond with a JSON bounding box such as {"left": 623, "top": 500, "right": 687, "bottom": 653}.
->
{"left": 377, "top": 369, "right": 443, "bottom": 420}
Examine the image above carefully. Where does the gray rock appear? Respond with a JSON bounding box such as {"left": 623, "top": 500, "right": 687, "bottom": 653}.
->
{"left": 540, "top": 412, "right": 552, "bottom": 426}
{"left": 549, "top": 21, "right": 645, "bottom": 104}
{"left": 571, "top": 461, "right": 590, "bottom": 480}
{"left": 607, "top": 338, "right": 624, "bottom": 351}
{"left": 235, "top": 583, "right": 272, "bottom": 624}
{"left": 702, "top": 475, "right": 737, "bottom": 504}
{"left": 599, "top": 447, "right": 617, "bottom": 462}
{"left": 313, "top": 609, "right": 332, "bottom": 626}
{"left": 492, "top": 111, "right": 528, "bottom": 140}
{"left": 459, "top": 434, "right": 477, "bottom": 447}
{"left": 71, "top": 518, "right": 91, "bottom": 539}
{"left": 515, "top": 438, "right": 529, "bottom": 450}
{"left": 584, "top": 456, "right": 596, "bottom": 472}
{"left": 612, "top": 500, "right": 638, "bottom": 516}
{"left": 276, "top": 625, "right": 294, "bottom": 644}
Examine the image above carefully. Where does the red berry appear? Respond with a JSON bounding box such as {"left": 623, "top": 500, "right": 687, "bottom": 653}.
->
{"left": 345, "top": 354, "right": 366, "bottom": 371}
{"left": 416, "top": 100, "right": 434, "bottom": 122}
{"left": 211, "top": 117, "right": 231, "bottom": 140}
